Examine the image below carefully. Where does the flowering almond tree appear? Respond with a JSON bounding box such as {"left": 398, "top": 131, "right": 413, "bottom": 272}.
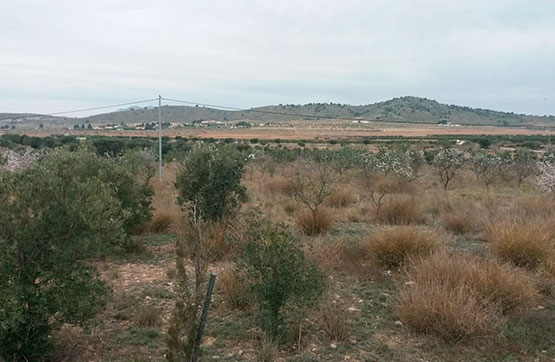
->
{"left": 536, "top": 154, "right": 555, "bottom": 193}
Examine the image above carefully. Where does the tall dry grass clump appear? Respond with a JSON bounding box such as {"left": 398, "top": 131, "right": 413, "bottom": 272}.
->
{"left": 326, "top": 187, "right": 357, "bottom": 208}
{"left": 486, "top": 219, "right": 554, "bottom": 269}
{"left": 396, "top": 253, "right": 539, "bottom": 341}
{"left": 374, "top": 195, "right": 423, "bottom": 225}
{"left": 265, "top": 176, "right": 295, "bottom": 196}
{"left": 296, "top": 208, "right": 333, "bottom": 236}
{"left": 442, "top": 208, "right": 476, "bottom": 234}
{"left": 439, "top": 197, "right": 477, "bottom": 234}
{"left": 364, "top": 226, "right": 444, "bottom": 269}
{"left": 147, "top": 210, "right": 177, "bottom": 233}
{"left": 217, "top": 265, "right": 252, "bottom": 310}
{"left": 398, "top": 282, "right": 500, "bottom": 341}
{"left": 135, "top": 304, "right": 161, "bottom": 327}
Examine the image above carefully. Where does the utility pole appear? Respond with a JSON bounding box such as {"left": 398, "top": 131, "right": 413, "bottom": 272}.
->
{"left": 158, "top": 94, "right": 162, "bottom": 179}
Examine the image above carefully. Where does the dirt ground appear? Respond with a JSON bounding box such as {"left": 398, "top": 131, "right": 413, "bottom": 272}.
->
{"left": 5, "top": 123, "right": 555, "bottom": 141}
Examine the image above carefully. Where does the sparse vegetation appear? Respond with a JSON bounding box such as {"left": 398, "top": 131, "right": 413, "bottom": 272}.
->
{"left": 2, "top": 137, "right": 555, "bottom": 362}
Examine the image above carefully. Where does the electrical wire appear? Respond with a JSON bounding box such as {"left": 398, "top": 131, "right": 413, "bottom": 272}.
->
{"left": 0, "top": 98, "right": 159, "bottom": 122}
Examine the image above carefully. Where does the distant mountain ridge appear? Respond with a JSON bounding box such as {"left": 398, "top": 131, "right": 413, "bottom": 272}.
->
{"left": 2, "top": 96, "right": 554, "bottom": 129}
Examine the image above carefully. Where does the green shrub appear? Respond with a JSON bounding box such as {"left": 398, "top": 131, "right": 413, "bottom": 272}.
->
{"left": 0, "top": 149, "right": 132, "bottom": 361}
{"left": 241, "top": 212, "right": 326, "bottom": 336}
{"left": 175, "top": 144, "right": 246, "bottom": 222}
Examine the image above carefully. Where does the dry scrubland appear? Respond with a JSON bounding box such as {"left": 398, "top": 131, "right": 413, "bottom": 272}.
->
{"left": 44, "top": 149, "right": 555, "bottom": 362}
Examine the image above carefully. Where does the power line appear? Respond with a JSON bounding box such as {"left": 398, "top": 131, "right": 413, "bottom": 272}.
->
{"left": 0, "top": 98, "right": 159, "bottom": 122}
{"left": 162, "top": 97, "right": 555, "bottom": 129}
{"left": 162, "top": 97, "right": 243, "bottom": 111}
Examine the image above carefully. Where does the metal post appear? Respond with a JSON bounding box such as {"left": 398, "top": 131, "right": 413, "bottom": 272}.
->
{"left": 191, "top": 273, "right": 216, "bottom": 362}
{"left": 158, "top": 94, "right": 162, "bottom": 179}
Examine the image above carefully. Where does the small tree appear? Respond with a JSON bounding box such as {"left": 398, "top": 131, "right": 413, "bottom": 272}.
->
{"left": 168, "top": 144, "right": 247, "bottom": 361}
{"left": 469, "top": 152, "right": 508, "bottom": 191}
{"left": 432, "top": 149, "right": 465, "bottom": 190}
{"left": 511, "top": 150, "right": 538, "bottom": 187}
{"left": 240, "top": 212, "right": 325, "bottom": 337}
{"left": 292, "top": 154, "right": 340, "bottom": 212}
{"left": 291, "top": 155, "right": 340, "bottom": 235}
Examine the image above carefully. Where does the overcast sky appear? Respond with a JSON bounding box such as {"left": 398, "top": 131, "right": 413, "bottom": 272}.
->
{"left": 1, "top": 0, "right": 554, "bottom": 116}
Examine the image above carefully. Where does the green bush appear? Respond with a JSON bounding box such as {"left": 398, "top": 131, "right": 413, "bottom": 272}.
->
{"left": 241, "top": 212, "right": 326, "bottom": 336}
{"left": 0, "top": 149, "right": 136, "bottom": 360}
{"left": 175, "top": 144, "right": 246, "bottom": 223}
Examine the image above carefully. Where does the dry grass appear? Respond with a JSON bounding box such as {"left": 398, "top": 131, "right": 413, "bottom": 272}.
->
{"left": 135, "top": 304, "right": 161, "bottom": 327}
{"left": 440, "top": 198, "right": 477, "bottom": 234}
{"left": 265, "top": 175, "right": 295, "bottom": 196}
{"left": 486, "top": 219, "right": 554, "bottom": 269}
{"left": 326, "top": 187, "right": 357, "bottom": 208}
{"left": 176, "top": 219, "right": 242, "bottom": 262}
{"left": 364, "top": 226, "right": 444, "bottom": 269}
{"left": 217, "top": 264, "right": 252, "bottom": 310}
{"left": 470, "top": 258, "right": 540, "bottom": 313}
{"left": 256, "top": 334, "right": 279, "bottom": 362}
{"left": 512, "top": 195, "right": 555, "bottom": 220}
{"left": 307, "top": 237, "right": 375, "bottom": 279}
{"left": 374, "top": 195, "right": 423, "bottom": 225}
{"left": 316, "top": 299, "right": 351, "bottom": 341}
{"left": 397, "top": 282, "right": 501, "bottom": 341}
{"left": 296, "top": 208, "right": 333, "bottom": 236}
{"left": 147, "top": 210, "right": 177, "bottom": 233}
{"left": 396, "top": 253, "right": 540, "bottom": 341}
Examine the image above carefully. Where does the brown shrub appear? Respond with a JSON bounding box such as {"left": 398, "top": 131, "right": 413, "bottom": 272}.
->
{"left": 467, "top": 259, "right": 540, "bottom": 314}
{"left": 296, "top": 208, "right": 333, "bottom": 236}
{"left": 283, "top": 202, "right": 298, "bottom": 215}
{"left": 204, "top": 222, "right": 236, "bottom": 262}
{"left": 307, "top": 238, "right": 374, "bottom": 278}
{"left": 397, "top": 253, "right": 540, "bottom": 341}
{"left": 442, "top": 203, "right": 476, "bottom": 234}
{"left": 218, "top": 265, "right": 252, "bottom": 310}
{"left": 397, "top": 282, "right": 501, "bottom": 341}
{"left": 265, "top": 176, "right": 295, "bottom": 196}
{"left": 375, "top": 195, "right": 423, "bottom": 225}
{"left": 326, "top": 187, "right": 357, "bottom": 208}
{"left": 486, "top": 219, "right": 554, "bottom": 269}
{"left": 148, "top": 210, "right": 176, "bottom": 233}
{"left": 177, "top": 219, "right": 243, "bottom": 262}
{"left": 135, "top": 304, "right": 161, "bottom": 327}
{"left": 317, "top": 299, "right": 351, "bottom": 341}
{"left": 364, "top": 226, "right": 444, "bottom": 269}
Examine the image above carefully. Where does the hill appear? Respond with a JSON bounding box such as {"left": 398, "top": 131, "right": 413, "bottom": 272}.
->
{"left": 2, "top": 96, "right": 555, "bottom": 129}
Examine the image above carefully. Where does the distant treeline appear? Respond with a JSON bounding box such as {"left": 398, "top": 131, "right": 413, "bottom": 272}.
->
{"left": 1, "top": 133, "right": 553, "bottom": 160}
